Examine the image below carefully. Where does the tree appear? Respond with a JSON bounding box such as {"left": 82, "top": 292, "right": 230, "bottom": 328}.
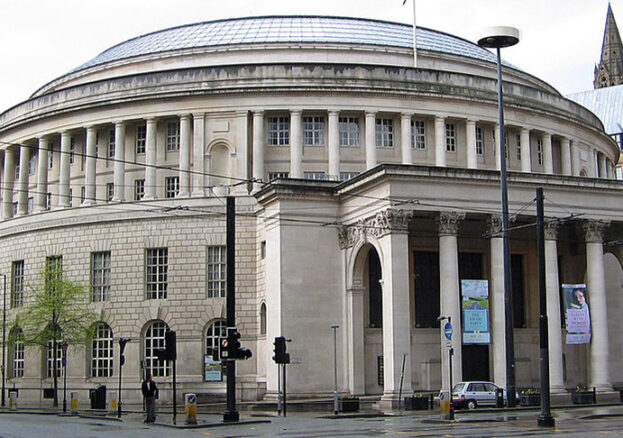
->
{"left": 16, "top": 257, "right": 97, "bottom": 407}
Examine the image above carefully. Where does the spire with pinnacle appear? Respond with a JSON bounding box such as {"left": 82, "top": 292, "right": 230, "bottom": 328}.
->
{"left": 594, "top": 3, "right": 623, "bottom": 88}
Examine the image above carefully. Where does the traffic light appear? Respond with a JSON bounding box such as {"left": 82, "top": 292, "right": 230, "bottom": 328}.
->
{"left": 154, "top": 330, "right": 177, "bottom": 362}
{"left": 273, "top": 336, "right": 290, "bottom": 364}
{"left": 220, "top": 327, "right": 252, "bottom": 360}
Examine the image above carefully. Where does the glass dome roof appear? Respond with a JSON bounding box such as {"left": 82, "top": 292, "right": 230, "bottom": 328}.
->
{"left": 72, "top": 16, "right": 500, "bottom": 72}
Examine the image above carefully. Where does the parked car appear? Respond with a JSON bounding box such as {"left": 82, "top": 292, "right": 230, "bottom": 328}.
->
{"left": 449, "top": 381, "right": 520, "bottom": 409}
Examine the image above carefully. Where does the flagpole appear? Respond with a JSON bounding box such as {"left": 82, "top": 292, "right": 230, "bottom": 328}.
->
{"left": 412, "top": 0, "right": 417, "bottom": 67}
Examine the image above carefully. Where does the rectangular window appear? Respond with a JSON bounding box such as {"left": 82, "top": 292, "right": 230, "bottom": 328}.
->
{"left": 267, "top": 116, "right": 290, "bottom": 146}
{"left": 414, "top": 250, "right": 440, "bottom": 328}
{"left": 411, "top": 120, "right": 426, "bottom": 149}
{"left": 375, "top": 118, "right": 393, "bottom": 147}
{"left": 11, "top": 260, "right": 24, "bottom": 308}
{"left": 46, "top": 193, "right": 52, "bottom": 209}
{"left": 475, "top": 127, "right": 484, "bottom": 155}
{"left": 136, "top": 125, "right": 146, "bottom": 154}
{"left": 27, "top": 197, "right": 33, "bottom": 214}
{"left": 106, "top": 183, "right": 114, "bottom": 202}
{"left": 91, "top": 251, "right": 111, "bottom": 302}
{"left": 29, "top": 152, "right": 36, "bottom": 175}
{"left": 146, "top": 248, "right": 168, "bottom": 300}
{"left": 537, "top": 139, "right": 543, "bottom": 165}
{"left": 339, "top": 117, "right": 360, "bottom": 147}
{"left": 80, "top": 186, "right": 85, "bottom": 204}
{"left": 165, "top": 176, "right": 179, "bottom": 199}
{"left": 268, "top": 172, "right": 289, "bottom": 181}
{"left": 516, "top": 134, "right": 521, "bottom": 161}
{"left": 91, "top": 324, "right": 113, "bottom": 377}
{"left": 303, "top": 116, "right": 325, "bottom": 146}
{"left": 166, "top": 121, "right": 180, "bottom": 152}
{"left": 14, "top": 163, "right": 19, "bottom": 180}
{"left": 68, "top": 188, "right": 72, "bottom": 206}
{"left": 303, "top": 171, "right": 327, "bottom": 180}
{"left": 48, "top": 143, "right": 54, "bottom": 169}
{"left": 446, "top": 123, "right": 456, "bottom": 152}
{"left": 108, "top": 129, "right": 115, "bottom": 159}
{"left": 339, "top": 172, "right": 359, "bottom": 181}
{"left": 69, "top": 137, "right": 75, "bottom": 164}
{"left": 134, "top": 179, "right": 145, "bottom": 201}
{"left": 12, "top": 202, "right": 17, "bottom": 216}
{"left": 207, "top": 246, "right": 226, "bottom": 298}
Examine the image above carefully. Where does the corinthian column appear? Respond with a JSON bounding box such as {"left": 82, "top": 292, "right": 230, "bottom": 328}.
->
{"left": 58, "top": 131, "right": 71, "bottom": 207}
{"left": 144, "top": 118, "right": 157, "bottom": 200}
{"left": 112, "top": 122, "right": 126, "bottom": 202}
{"left": 488, "top": 215, "right": 506, "bottom": 388}
{"left": 437, "top": 211, "right": 465, "bottom": 391}
{"left": 1, "top": 147, "right": 16, "bottom": 219}
{"left": 16, "top": 145, "right": 30, "bottom": 215}
{"left": 466, "top": 119, "right": 477, "bottom": 169}
{"left": 434, "top": 116, "right": 446, "bottom": 167}
{"left": 35, "top": 137, "right": 49, "bottom": 212}
{"left": 401, "top": 113, "right": 413, "bottom": 165}
{"left": 84, "top": 127, "right": 97, "bottom": 206}
{"left": 290, "top": 110, "right": 302, "bottom": 179}
{"left": 365, "top": 112, "right": 376, "bottom": 169}
{"left": 178, "top": 115, "right": 191, "bottom": 197}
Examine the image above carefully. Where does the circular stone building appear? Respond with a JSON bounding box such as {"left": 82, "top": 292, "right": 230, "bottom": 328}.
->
{"left": 1, "top": 16, "right": 622, "bottom": 407}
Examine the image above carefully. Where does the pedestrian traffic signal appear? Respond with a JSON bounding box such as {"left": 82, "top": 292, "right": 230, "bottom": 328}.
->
{"left": 273, "top": 336, "right": 290, "bottom": 364}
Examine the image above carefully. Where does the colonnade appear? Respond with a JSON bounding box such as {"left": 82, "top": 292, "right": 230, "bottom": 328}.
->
{"left": 1, "top": 110, "right": 617, "bottom": 220}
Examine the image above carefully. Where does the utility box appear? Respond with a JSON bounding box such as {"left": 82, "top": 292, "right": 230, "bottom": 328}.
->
{"left": 70, "top": 392, "right": 79, "bottom": 412}
{"left": 90, "top": 385, "right": 107, "bottom": 409}
{"left": 9, "top": 390, "right": 18, "bottom": 410}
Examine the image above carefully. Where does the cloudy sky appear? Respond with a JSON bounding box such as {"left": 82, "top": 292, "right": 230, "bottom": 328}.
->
{"left": 0, "top": 0, "right": 617, "bottom": 112}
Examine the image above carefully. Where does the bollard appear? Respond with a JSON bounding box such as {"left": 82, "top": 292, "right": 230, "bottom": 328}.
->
{"left": 185, "top": 393, "right": 197, "bottom": 425}
{"left": 70, "top": 392, "right": 79, "bottom": 413}
{"left": 9, "top": 392, "right": 17, "bottom": 411}
{"left": 439, "top": 390, "right": 451, "bottom": 420}
{"left": 109, "top": 398, "right": 117, "bottom": 414}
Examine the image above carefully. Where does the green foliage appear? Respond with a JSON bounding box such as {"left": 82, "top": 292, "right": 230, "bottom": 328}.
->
{"left": 575, "top": 385, "right": 590, "bottom": 393}
{"left": 16, "top": 263, "right": 98, "bottom": 347}
{"left": 520, "top": 388, "right": 539, "bottom": 394}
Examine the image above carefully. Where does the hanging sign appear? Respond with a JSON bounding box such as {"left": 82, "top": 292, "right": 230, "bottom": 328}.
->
{"left": 204, "top": 354, "right": 223, "bottom": 382}
{"left": 562, "top": 284, "right": 591, "bottom": 344}
{"left": 461, "top": 280, "right": 490, "bottom": 344}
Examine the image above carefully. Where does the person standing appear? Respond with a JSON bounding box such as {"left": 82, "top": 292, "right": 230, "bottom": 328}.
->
{"left": 141, "top": 373, "right": 158, "bottom": 423}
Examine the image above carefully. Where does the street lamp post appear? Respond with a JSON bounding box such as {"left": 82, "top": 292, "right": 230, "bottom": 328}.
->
{"left": 61, "top": 342, "right": 68, "bottom": 413}
{"left": 477, "top": 26, "right": 520, "bottom": 408}
{"left": 1, "top": 273, "right": 6, "bottom": 408}
{"left": 330, "top": 324, "right": 339, "bottom": 415}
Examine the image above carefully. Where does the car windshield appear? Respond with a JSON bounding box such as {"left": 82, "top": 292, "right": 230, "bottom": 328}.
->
{"left": 452, "top": 383, "right": 464, "bottom": 392}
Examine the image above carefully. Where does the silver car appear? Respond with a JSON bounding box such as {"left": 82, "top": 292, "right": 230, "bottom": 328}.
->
{"left": 451, "top": 381, "right": 518, "bottom": 409}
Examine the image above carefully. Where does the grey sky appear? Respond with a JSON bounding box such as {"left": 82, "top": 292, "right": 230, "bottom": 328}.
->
{"left": 0, "top": 0, "right": 616, "bottom": 113}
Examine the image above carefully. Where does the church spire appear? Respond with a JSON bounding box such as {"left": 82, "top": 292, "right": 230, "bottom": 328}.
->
{"left": 595, "top": 3, "right": 623, "bottom": 88}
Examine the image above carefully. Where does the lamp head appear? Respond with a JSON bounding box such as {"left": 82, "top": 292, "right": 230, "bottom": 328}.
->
{"left": 477, "top": 26, "right": 520, "bottom": 49}
{"left": 437, "top": 315, "right": 447, "bottom": 322}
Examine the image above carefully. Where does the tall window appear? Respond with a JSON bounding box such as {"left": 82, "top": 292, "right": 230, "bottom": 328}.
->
{"left": 339, "top": 117, "right": 359, "bottom": 146}
{"left": 46, "top": 255, "right": 62, "bottom": 292}
{"left": 165, "top": 176, "right": 179, "bottom": 199}
{"left": 303, "top": 116, "right": 325, "bottom": 146}
{"left": 91, "top": 251, "right": 111, "bottom": 302}
{"left": 268, "top": 172, "right": 289, "bottom": 181}
{"left": 29, "top": 152, "right": 36, "bottom": 174}
{"left": 205, "top": 319, "right": 227, "bottom": 364}
{"left": 207, "top": 246, "right": 226, "bottom": 298}
{"left": 516, "top": 134, "right": 521, "bottom": 160}
{"left": 69, "top": 137, "right": 75, "bottom": 164}
{"left": 339, "top": 172, "right": 359, "bottom": 182}
{"left": 537, "top": 139, "right": 543, "bottom": 165}
{"left": 303, "top": 171, "right": 326, "bottom": 180}
{"left": 446, "top": 123, "right": 456, "bottom": 152}
{"left": 106, "top": 183, "right": 114, "bottom": 202}
{"left": 48, "top": 142, "right": 54, "bottom": 168}
{"left": 47, "top": 338, "right": 63, "bottom": 378}
{"left": 27, "top": 198, "right": 34, "bottom": 214}
{"left": 411, "top": 120, "right": 426, "bottom": 149}
{"left": 108, "top": 129, "right": 115, "bottom": 159}
{"left": 260, "top": 303, "right": 267, "bottom": 335}
{"left": 134, "top": 179, "right": 145, "bottom": 201}
{"left": 10, "top": 328, "right": 24, "bottom": 379}
{"left": 267, "top": 116, "right": 290, "bottom": 146}
{"left": 166, "top": 121, "right": 180, "bottom": 151}
{"left": 15, "top": 163, "right": 19, "bottom": 180}
{"left": 46, "top": 193, "right": 52, "bottom": 209}
{"left": 136, "top": 125, "right": 146, "bottom": 154}
{"left": 476, "top": 127, "right": 484, "bottom": 155}
{"left": 146, "top": 248, "right": 168, "bottom": 299}
{"left": 375, "top": 118, "right": 393, "bottom": 147}
{"left": 80, "top": 186, "right": 85, "bottom": 204}
{"left": 91, "top": 323, "right": 113, "bottom": 377}
{"left": 11, "top": 260, "right": 24, "bottom": 308}
{"left": 144, "top": 321, "right": 169, "bottom": 377}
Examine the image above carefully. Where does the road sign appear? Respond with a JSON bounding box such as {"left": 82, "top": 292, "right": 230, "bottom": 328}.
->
{"left": 444, "top": 322, "right": 453, "bottom": 340}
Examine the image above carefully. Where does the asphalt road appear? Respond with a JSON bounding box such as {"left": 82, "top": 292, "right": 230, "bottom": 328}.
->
{"left": 2, "top": 406, "right": 623, "bottom": 437}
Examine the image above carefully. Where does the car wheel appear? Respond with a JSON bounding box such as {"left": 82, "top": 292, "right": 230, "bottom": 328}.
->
{"left": 467, "top": 400, "right": 477, "bottom": 410}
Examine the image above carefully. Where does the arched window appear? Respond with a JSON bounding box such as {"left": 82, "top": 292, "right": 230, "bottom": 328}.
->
{"left": 91, "top": 323, "right": 113, "bottom": 377}
{"left": 9, "top": 327, "right": 24, "bottom": 379}
{"left": 144, "top": 320, "right": 169, "bottom": 377}
{"left": 205, "top": 319, "right": 227, "bottom": 361}
{"left": 260, "top": 303, "right": 267, "bottom": 335}
{"left": 45, "top": 324, "right": 63, "bottom": 379}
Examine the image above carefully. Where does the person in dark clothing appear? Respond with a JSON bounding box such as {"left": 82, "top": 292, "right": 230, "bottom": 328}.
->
{"left": 141, "top": 373, "right": 158, "bottom": 423}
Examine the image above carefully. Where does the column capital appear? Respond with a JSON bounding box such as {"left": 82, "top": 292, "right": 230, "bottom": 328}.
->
{"left": 521, "top": 127, "right": 530, "bottom": 134}
{"left": 486, "top": 214, "right": 502, "bottom": 237}
{"left": 144, "top": 117, "right": 158, "bottom": 124}
{"left": 192, "top": 112, "right": 205, "bottom": 119}
{"left": 338, "top": 208, "right": 413, "bottom": 248}
{"left": 583, "top": 220, "right": 610, "bottom": 243}
{"left": 290, "top": 109, "right": 302, "bottom": 116}
{"left": 84, "top": 125, "right": 96, "bottom": 132}
{"left": 113, "top": 120, "right": 126, "bottom": 127}
{"left": 178, "top": 113, "right": 191, "bottom": 120}
{"left": 400, "top": 112, "right": 413, "bottom": 120}
{"left": 544, "top": 219, "right": 559, "bottom": 240}
{"left": 328, "top": 110, "right": 340, "bottom": 116}
{"left": 437, "top": 211, "right": 465, "bottom": 235}
{"left": 37, "top": 134, "right": 50, "bottom": 141}
{"left": 435, "top": 115, "right": 446, "bottom": 122}
{"left": 365, "top": 111, "right": 376, "bottom": 117}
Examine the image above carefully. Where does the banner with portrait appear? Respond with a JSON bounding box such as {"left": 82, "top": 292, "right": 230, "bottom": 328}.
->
{"left": 562, "top": 283, "right": 591, "bottom": 344}
{"left": 204, "top": 354, "right": 223, "bottom": 381}
{"left": 461, "top": 279, "right": 490, "bottom": 344}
